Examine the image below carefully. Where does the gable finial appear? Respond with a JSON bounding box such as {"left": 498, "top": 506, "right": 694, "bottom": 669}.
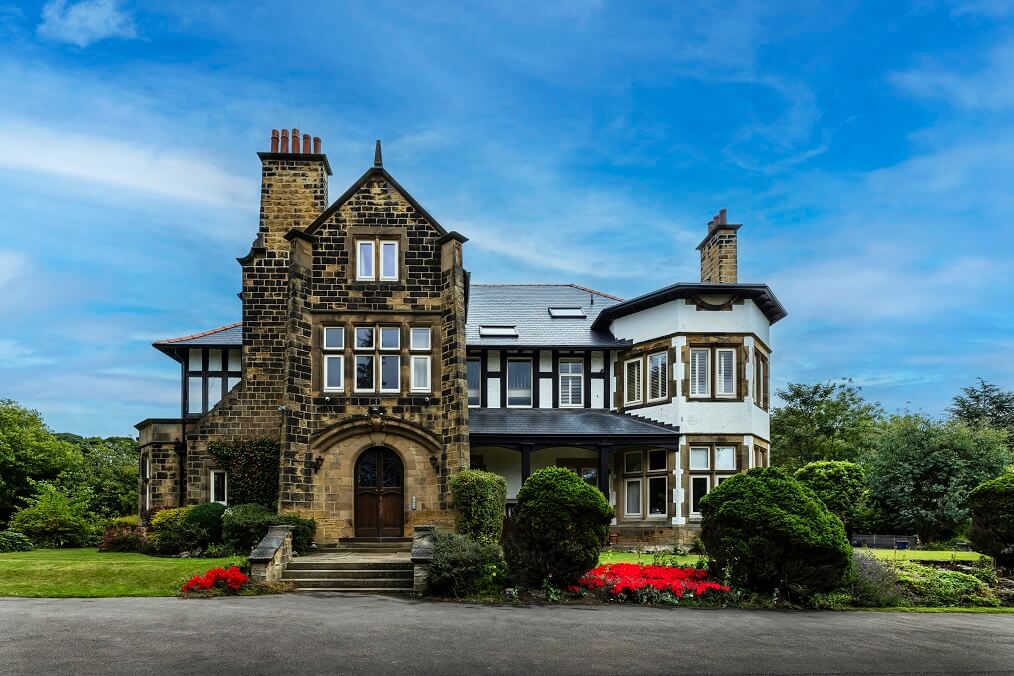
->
{"left": 374, "top": 139, "right": 383, "bottom": 167}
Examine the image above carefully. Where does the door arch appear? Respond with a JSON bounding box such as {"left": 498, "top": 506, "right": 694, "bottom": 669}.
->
{"left": 354, "top": 447, "right": 404, "bottom": 538}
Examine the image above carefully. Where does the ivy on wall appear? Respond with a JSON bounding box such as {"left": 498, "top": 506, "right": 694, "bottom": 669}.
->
{"left": 207, "top": 438, "right": 280, "bottom": 509}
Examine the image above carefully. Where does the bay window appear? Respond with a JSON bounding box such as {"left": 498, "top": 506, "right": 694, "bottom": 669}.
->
{"left": 716, "top": 348, "right": 736, "bottom": 398}
{"left": 689, "top": 348, "right": 710, "bottom": 398}
{"left": 624, "top": 358, "right": 643, "bottom": 405}
{"left": 622, "top": 449, "right": 670, "bottom": 520}
{"left": 647, "top": 351, "right": 668, "bottom": 402}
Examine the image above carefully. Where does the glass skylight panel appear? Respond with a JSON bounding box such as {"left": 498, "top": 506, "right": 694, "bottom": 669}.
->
{"left": 548, "top": 307, "right": 586, "bottom": 318}
{"left": 479, "top": 325, "right": 518, "bottom": 337}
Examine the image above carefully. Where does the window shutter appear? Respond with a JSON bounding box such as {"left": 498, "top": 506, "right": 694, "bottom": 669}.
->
{"left": 717, "top": 349, "right": 735, "bottom": 396}
{"left": 690, "top": 349, "right": 709, "bottom": 396}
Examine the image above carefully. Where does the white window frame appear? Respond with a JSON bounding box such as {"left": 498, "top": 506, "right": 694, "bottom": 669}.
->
{"left": 716, "top": 348, "right": 737, "bottom": 398}
{"left": 210, "top": 469, "right": 228, "bottom": 505}
{"left": 354, "top": 326, "right": 375, "bottom": 351}
{"left": 689, "top": 446, "right": 711, "bottom": 470}
{"left": 379, "top": 355, "right": 401, "bottom": 393}
{"left": 689, "top": 348, "right": 710, "bottom": 398}
{"left": 379, "top": 326, "right": 401, "bottom": 351}
{"left": 354, "top": 355, "right": 375, "bottom": 393}
{"left": 466, "top": 358, "right": 481, "bottom": 408}
{"left": 690, "top": 475, "right": 711, "bottom": 517}
{"left": 323, "top": 355, "right": 344, "bottom": 392}
{"left": 647, "top": 351, "right": 669, "bottom": 402}
{"left": 411, "top": 355, "right": 431, "bottom": 393}
{"left": 410, "top": 327, "right": 431, "bottom": 351}
{"left": 623, "top": 450, "right": 643, "bottom": 474}
{"left": 624, "top": 357, "right": 643, "bottom": 405}
{"left": 647, "top": 475, "right": 668, "bottom": 519}
{"left": 559, "top": 358, "right": 584, "bottom": 408}
{"left": 624, "top": 478, "right": 643, "bottom": 517}
{"left": 356, "top": 240, "right": 376, "bottom": 281}
{"left": 506, "top": 358, "right": 533, "bottom": 408}
{"left": 379, "top": 240, "right": 399, "bottom": 281}
{"left": 715, "top": 446, "right": 737, "bottom": 471}
{"left": 323, "top": 326, "right": 344, "bottom": 350}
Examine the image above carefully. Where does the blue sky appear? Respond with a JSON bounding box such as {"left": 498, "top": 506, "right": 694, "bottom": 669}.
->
{"left": 1, "top": 0, "right": 1013, "bottom": 436}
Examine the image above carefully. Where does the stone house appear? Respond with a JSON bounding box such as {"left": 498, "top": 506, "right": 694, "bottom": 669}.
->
{"left": 136, "top": 129, "right": 786, "bottom": 545}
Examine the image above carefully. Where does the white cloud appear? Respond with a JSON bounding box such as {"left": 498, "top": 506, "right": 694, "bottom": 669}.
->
{"left": 0, "top": 339, "right": 53, "bottom": 367}
{"left": 37, "top": 0, "right": 136, "bottom": 47}
{"left": 0, "top": 249, "right": 30, "bottom": 291}
{"left": 890, "top": 42, "right": 1014, "bottom": 111}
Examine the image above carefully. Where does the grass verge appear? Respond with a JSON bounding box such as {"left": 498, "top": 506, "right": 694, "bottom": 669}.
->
{"left": 598, "top": 548, "right": 982, "bottom": 567}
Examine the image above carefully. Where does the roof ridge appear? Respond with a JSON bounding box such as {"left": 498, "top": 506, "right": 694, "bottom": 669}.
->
{"left": 470, "top": 282, "right": 624, "bottom": 301}
{"left": 155, "top": 321, "right": 242, "bottom": 345}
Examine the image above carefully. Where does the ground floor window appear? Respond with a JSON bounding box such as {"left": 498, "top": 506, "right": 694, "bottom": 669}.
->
{"left": 621, "top": 448, "right": 670, "bottom": 520}
{"left": 210, "top": 470, "right": 228, "bottom": 505}
{"left": 690, "top": 475, "right": 710, "bottom": 515}
{"left": 624, "top": 478, "right": 642, "bottom": 517}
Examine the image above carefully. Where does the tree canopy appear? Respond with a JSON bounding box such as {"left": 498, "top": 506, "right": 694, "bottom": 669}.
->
{"left": 794, "top": 460, "right": 867, "bottom": 536}
{"left": 949, "top": 379, "right": 1014, "bottom": 449}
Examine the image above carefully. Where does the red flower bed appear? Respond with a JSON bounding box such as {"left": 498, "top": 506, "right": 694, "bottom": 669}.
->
{"left": 571, "top": 563, "right": 729, "bottom": 600}
{"left": 180, "top": 565, "right": 249, "bottom": 594}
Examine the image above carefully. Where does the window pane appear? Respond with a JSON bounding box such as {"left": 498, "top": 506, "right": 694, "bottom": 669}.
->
{"left": 466, "top": 359, "right": 481, "bottom": 405}
{"left": 208, "top": 349, "right": 222, "bottom": 371}
{"left": 227, "top": 376, "right": 241, "bottom": 392}
{"left": 507, "top": 360, "right": 532, "bottom": 406}
{"left": 625, "top": 480, "right": 641, "bottom": 515}
{"left": 358, "top": 241, "right": 374, "bottom": 279}
{"left": 648, "top": 352, "right": 668, "bottom": 400}
{"left": 188, "top": 377, "right": 203, "bottom": 414}
{"left": 625, "top": 360, "right": 642, "bottom": 403}
{"left": 325, "top": 356, "right": 343, "bottom": 391}
{"left": 323, "top": 327, "right": 344, "bottom": 350}
{"left": 648, "top": 449, "right": 667, "bottom": 472}
{"left": 648, "top": 477, "right": 667, "bottom": 516}
{"left": 624, "top": 452, "right": 642, "bottom": 474}
{"left": 412, "top": 356, "right": 431, "bottom": 392}
{"left": 228, "top": 349, "right": 242, "bottom": 371}
{"left": 560, "top": 360, "right": 583, "bottom": 407}
{"left": 207, "top": 377, "right": 222, "bottom": 408}
{"left": 380, "top": 241, "right": 398, "bottom": 279}
{"left": 690, "top": 349, "right": 709, "bottom": 396}
{"left": 690, "top": 447, "right": 710, "bottom": 470}
{"left": 356, "top": 356, "right": 374, "bottom": 390}
{"left": 380, "top": 327, "right": 400, "bottom": 350}
{"left": 358, "top": 452, "right": 377, "bottom": 487}
{"left": 716, "top": 446, "right": 736, "bottom": 470}
{"left": 188, "top": 348, "right": 202, "bottom": 373}
{"left": 212, "top": 472, "right": 227, "bottom": 504}
{"left": 382, "top": 450, "right": 402, "bottom": 487}
{"left": 410, "top": 327, "right": 431, "bottom": 351}
{"left": 381, "top": 355, "right": 400, "bottom": 391}
{"left": 355, "top": 327, "right": 374, "bottom": 349}
{"left": 691, "top": 477, "right": 709, "bottom": 513}
{"left": 717, "top": 349, "right": 735, "bottom": 396}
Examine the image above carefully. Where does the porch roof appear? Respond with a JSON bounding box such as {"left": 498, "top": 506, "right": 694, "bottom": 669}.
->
{"left": 468, "top": 408, "right": 679, "bottom": 447}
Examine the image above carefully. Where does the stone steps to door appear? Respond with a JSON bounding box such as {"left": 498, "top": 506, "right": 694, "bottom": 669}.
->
{"left": 284, "top": 568, "right": 411, "bottom": 580}
{"left": 283, "top": 556, "right": 414, "bottom": 593}
{"left": 283, "top": 577, "right": 413, "bottom": 590}
{"left": 287, "top": 561, "right": 410, "bottom": 571}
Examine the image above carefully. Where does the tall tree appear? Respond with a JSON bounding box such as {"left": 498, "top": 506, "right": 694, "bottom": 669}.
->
{"left": 770, "top": 380, "right": 883, "bottom": 471}
{"left": 864, "top": 415, "right": 1011, "bottom": 544}
{"left": 55, "top": 434, "right": 139, "bottom": 517}
{"left": 949, "top": 379, "right": 1014, "bottom": 447}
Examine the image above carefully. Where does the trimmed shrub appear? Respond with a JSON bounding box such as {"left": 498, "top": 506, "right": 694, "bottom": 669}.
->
{"left": 504, "top": 466, "right": 614, "bottom": 587}
{"left": 427, "top": 530, "right": 505, "bottom": 597}
{"left": 967, "top": 472, "right": 1014, "bottom": 567}
{"left": 147, "top": 506, "right": 194, "bottom": 554}
{"left": 184, "top": 503, "right": 228, "bottom": 547}
{"left": 207, "top": 439, "right": 280, "bottom": 509}
{"left": 222, "top": 504, "right": 317, "bottom": 555}
{"left": 794, "top": 460, "right": 866, "bottom": 536}
{"left": 0, "top": 530, "right": 33, "bottom": 552}
{"left": 450, "top": 469, "right": 507, "bottom": 544}
{"left": 700, "top": 467, "right": 851, "bottom": 596}
{"left": 9, "top": 484, "right": 95, "bottom": 548}
{"left": 98, "top": 523, "right": 147, "bottom": 553}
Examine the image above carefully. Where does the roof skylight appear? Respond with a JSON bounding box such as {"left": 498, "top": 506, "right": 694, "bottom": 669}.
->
{"left": 479, "top": 325, "right": 519, "bottom": 337}
{"left": 548, "top": 307, "right": 586, "bottom": 318}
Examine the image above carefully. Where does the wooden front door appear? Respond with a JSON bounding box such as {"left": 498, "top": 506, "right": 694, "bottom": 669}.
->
{"left": 354, "top": 447, "right": 404, "bottom": 538}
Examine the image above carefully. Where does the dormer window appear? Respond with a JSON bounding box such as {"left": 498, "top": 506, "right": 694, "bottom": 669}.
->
{"left": 356, "top": 239, "right": 399, "bottom": 281}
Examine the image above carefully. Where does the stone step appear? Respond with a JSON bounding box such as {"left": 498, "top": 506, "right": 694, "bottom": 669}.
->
{"left": 293, "top": 588, "right": 414, "bottom": 594}
{"left": 287, "top": 561, "right": 411, "bottom": 571}
{"left": 326, "top": 543, "right": 412, "bottom": 550}
{"left": 283, "top": 568, "right": 412, "bottom": 580}
{"left": 287, "top": 578, "right": 413, "bottom": 589}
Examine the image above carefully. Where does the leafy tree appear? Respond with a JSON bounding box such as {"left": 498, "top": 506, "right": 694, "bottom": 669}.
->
{"left": 9, "top": 482, "right": 97, "bottom": 548}
{"left": 0, "top": 400, "right": 83, "bottom": 526}
{"left": 864, "top": 415, "right": 1011, "bottom": 544}
{"left": 949, "top": 379, "right": 1014, "bottom": 448}
{"left": 770, "top": 380, "right": 882, "bottom": 471}
{"left": 967, "top": 471, "right": 1014, "bottom": 566}
{"left": 55, "top": 434, "right": 138, "bottom": 517}
{"left": 794, "top": 461, "right": 867, "bottom": 536}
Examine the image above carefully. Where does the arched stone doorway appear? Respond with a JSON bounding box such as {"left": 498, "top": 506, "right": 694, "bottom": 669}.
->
{"left": 353, "top": 447, "right": 404, "bottom": 538}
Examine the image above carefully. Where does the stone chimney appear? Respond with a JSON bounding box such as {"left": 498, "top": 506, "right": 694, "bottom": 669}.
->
{"left": 696, "top": 208, "right": 742, "bottom": 284}
{"left": 256, "top": 128, "right": 332, "bottom": 251}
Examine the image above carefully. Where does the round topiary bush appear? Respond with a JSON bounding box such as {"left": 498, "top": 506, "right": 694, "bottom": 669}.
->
{"left": 450, "top": 469, "right": 507, "bottom": 544}
{"left": 700, "top": 467, "right": 851, "bottom": 596}
{"left": 504, "top": 466, "right": 614, "bottom": 587}
{"left": 184, "top": 502, "right": 228, "bottom": 547}
{"left": 147, "top": 506, "right": 194, "bottom": 554}
{"left": 967, "top": 472, "right": 1014, "bottom": 567}
{"left": 794, "top": 460, "right": 867, "bottom": 536}
{"left": 427, "top": 530, "right": 505, "bottom": 597}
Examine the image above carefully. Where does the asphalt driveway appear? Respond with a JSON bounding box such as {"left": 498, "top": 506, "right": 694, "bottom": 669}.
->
{"left": 1, "top": 595, "right": 1012, "bottom": 675}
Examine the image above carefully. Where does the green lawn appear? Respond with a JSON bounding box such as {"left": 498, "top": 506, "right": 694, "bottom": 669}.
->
{"left": 0, "top": 549, "right": 243, "bottom": 598}
{"left": 598, "top": 548, "right": 982, "bottom": 567}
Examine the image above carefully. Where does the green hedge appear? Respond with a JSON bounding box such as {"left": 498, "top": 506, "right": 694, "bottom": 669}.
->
{"left": 504, "top": 466, "right": 613, "bottom": 587}
{"left": 968, "top": 472, "right": 1014, "bottom": 566}
{"left": 207, "top": 439, "right": 280, "bottom": 509}
{"left": 450, "top": 469, "right": 507, "bottom": 544}
{"left": 700, "top": 467, "right": 851, "bottom": 596}
{"left": 427, "top": 530, "right": 505, "bottom": 597}
{"left": 222, "top": 503, "right": 315, "bottom": 555}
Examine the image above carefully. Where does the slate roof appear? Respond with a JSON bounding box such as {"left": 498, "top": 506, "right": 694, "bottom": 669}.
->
{"left": 466, "top": 284, "right": 629, "bottom": 348}
{"left": 468, "top": 408, "right": 679, "bottom": 438}
{"left": 153, "top": 323, "right": 243, "bottom": 355}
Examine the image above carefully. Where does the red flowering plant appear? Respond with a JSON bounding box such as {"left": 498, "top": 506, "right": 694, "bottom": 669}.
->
{"left": 179, "top": 565, "right": 249, "bottom": 597}
{"left": 570, "top": 563, "right": 730, "bottom": 606}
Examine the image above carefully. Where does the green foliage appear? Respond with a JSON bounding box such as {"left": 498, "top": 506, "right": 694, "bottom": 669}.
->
{"left": 0, "top": 400, "right": 83, "bottom": 526}
{"left": 9, "top": 482, "right": 97, "bottom": 548}
{"left": 700, "top": 467, "right": 852, "bottom": 596}
{"left": 794, "top": 461, "right": 867, "bottom": 535}
{"left": 54, "top": 434, "right": 139, "bottom": 518}
{"left": 277, "top": 512, "right": 316, "bottom": 555}
{"left": 113, "top": 515, "right": 140, "bottom": 527}
{"left": 0, "top": 529, "right": 33, "bottom": 552}
{"left": 847, "top": 551, "right": 906, "bottom": 607}
{"left": 864, "top": 415, "right": 1012, "bottom": 543}
{"left": 504, "top": 466, "right": 614, "bottom": 587}
{"left": 893, "top": 560, "right": 999, "bottom": 607}
{"left": 967, "top": 472, "right": 1014, "bottom": 566}
{"left": 770, "top": 380, "right": 882, "bottom": 471}
{"left": 949, "top": 379, "right": 1014, "bottom": 450}
{"left": 98, "top": 523, "right": 147, "bottom": 553}
{"left": 450, "top": 469, "right": 507, "bottom": 544}
{"left": 221, "top": 504, "right": 316, "bottom": 555}
{"left": 207, "top": 439, "right": 280, "bottom": 509}
{"left": 427, "top": 530, "right": 505, "bottom": 597}
{"left": 147, "top": 506, "right": 195, "bottom": 554}
{"left": 184, "top": 503, "right": 228, "bottom": 547}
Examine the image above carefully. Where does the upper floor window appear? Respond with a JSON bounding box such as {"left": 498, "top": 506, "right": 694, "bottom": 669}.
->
{"left": 689, "top": 348, "right": 710, "bottom": 398}
{"left": 323, "top": 327, "right": 344, "bottom": 392}
{"left": 716, "top": 348, "right": 736, "bottom": 398}
{"left": 624, "top": 358, "right": 643, "bottom": 405}
{"left": 647, "top": 352, "right": 668, "bottom": 402}
{"left": 186, "top": 347, "right": 241, "bottom": 417}
{"left": 466, "top": 359, "right": 481, "bottom": 407}
{"left": 356, "top": 239, "right": 399, "bottom": 281}
{"left": 353, "top": 325, "right": 400, "bottom": 393}
{"left": 559, "top": 359, "right": 583, "bottom": 407}
{"left": 754, "top": 349, "right": 770, "bottom": 409}
{"left": 507, "top": 358, "right": 533, "bottom": 407}
{"left": 324, "top": 324, "right": 433, "bottom": 396}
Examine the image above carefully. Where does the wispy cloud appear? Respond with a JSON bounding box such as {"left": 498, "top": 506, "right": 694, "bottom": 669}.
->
{"left": 0, "top": 249, "right": 30, "bottom": 291}
{"left": 0, "top": 340, "right": 53, "bottom": 367}
{"left": 37, "top": 0, "right": 136, "bottom": 47}
{"left": 891, "top": 41, "right": 1014, "bottom": 111}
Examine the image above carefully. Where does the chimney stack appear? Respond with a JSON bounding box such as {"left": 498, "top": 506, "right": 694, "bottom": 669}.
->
{"left": 268, "top": 129, "right": 324, "bottom": 155}
{"left": 257, "top": 127, "right": 332, "bottom": 250}
{"left": 696, "top": 208, "right": 742, "bottom": 284}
